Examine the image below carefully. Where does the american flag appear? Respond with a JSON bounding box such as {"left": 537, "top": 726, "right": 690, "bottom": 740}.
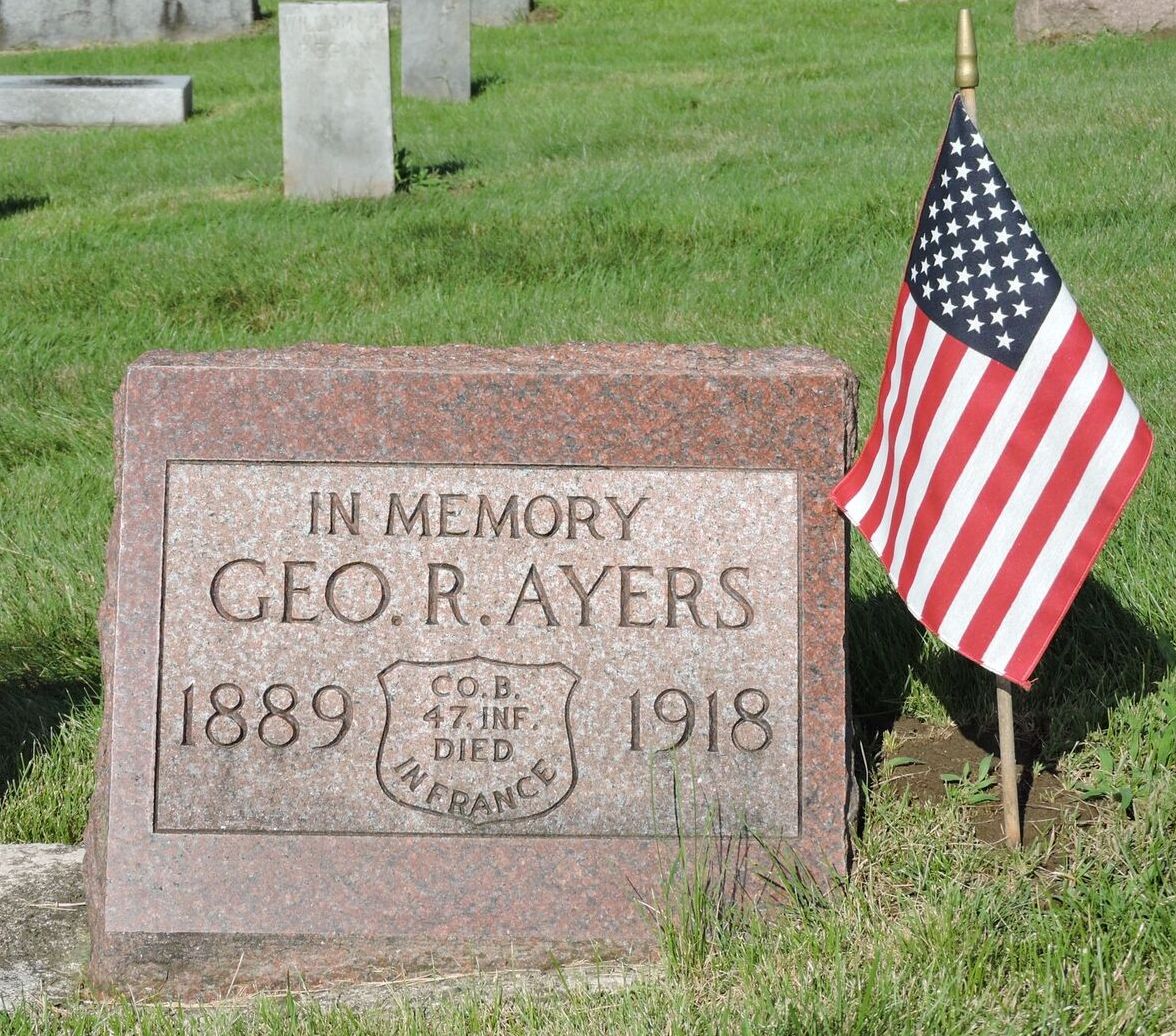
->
{"left": 832, "top": 95, "right": 1153, "bottom": 688}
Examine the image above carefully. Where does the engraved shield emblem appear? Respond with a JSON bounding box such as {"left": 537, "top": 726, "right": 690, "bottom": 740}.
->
{"left": 376, "top": 656, "right": 579, "bottom": 826}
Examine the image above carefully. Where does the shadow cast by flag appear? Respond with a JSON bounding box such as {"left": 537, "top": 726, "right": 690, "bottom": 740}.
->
{"left": 850, "top": 574, "right": 1170, "bottom": 776}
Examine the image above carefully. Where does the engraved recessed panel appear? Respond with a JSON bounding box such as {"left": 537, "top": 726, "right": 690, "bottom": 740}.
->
{"left": 153, "top": 462, "right": 800, "bottom": 838}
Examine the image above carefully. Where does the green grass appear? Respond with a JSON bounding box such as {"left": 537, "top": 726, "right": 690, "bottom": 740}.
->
{"left": 7, "top": 784, "right": 1176, "bottom": 1032}
{"left": 1, "top": 0, "right": 1174, "bottom": 1029}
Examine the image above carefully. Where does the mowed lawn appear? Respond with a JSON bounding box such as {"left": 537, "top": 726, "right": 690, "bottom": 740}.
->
{"left": 1, "top": 0, "right": 1174, "bottom": 1031}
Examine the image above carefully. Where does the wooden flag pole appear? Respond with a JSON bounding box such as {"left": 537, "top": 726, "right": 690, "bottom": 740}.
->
{"left": 996, "top": 675, "right": 1022, "bottom": 848}
{"left": 954, "top": 8, "right": 1023, "bottom": 850}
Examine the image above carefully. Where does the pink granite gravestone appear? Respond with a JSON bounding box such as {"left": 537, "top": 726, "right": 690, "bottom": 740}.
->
{"left": 85, "top": 344, "right": 856, "bottom": 998}
{"left": 1014, "top": 0, "right": 1176, "bottom": 39}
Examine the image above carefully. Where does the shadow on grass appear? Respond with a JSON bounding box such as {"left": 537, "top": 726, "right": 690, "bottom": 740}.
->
{"left": 850, "top": 576, "right": 1172, "bottom": 813}
{"left": 0, "top": 195, "right": 48, "bottom": 220}
{"left": 527, "top": 2, "right": 561, "bottom": 23}
{"left": 0, "top": 662, "right": 100, "bottom": 801}
{"left": 394, "top": 148, "right": 470, "bottom": 192}
{"left": 471, "top": 73, "right": 506, "bottom": 98}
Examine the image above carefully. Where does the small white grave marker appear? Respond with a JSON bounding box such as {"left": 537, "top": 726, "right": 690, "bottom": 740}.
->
{"left": 279, "top": 3, "right": 396, "bottom": 201}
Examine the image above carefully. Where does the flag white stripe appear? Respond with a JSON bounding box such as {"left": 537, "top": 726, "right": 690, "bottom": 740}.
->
{"left": 980, "top": 390, "right": 1143, "bottom": 671}
{"left": 885, "top": 345, "right": 990, "bottom": 578}
{"left": 935, "top": 339, "right": 1109, "bottom": 646}
{"left": 904, "top": 288, "right": 1078, "bottom": 615}
{"left": 870, "top": 322, "right": 948, "bottom": 550}
{"left": 843, "top": 294, "right": 918, "bottom": 524}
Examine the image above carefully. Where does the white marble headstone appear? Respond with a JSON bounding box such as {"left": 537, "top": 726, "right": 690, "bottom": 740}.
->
{"left": 401, "top": 0, "right": 471, "bottom": 103}
{"left": 279, "top": 3, "right": 396, "bottom": 201}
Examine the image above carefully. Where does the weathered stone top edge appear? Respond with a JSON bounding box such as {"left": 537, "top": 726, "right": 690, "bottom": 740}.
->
{"left": 127, "top": 343, "right": 855, "bottom": 379}
{"left": 0, "top": 75, "right": 193, "bottom": 87}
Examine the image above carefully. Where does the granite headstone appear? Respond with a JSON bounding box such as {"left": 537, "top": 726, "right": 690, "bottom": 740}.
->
{"left": 401, "top": 0, "right": 471, "bottom": 103}
{"left": 0, "top": 0, "right": 256, "bottom": 50}
{"left": 279, "top": 2, "right": 395, "bottom": 201}
{"left": 1015, "top": 0, "right": 1176, "bottom": 38}
{"left": 85, "top": 344, "right": 856, "bottom": 998}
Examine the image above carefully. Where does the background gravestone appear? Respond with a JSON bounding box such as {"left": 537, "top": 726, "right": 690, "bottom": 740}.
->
{"left": 469, "top": 0, "right": 531, "bottom": 25}
{"left": 401, "top": 0, "right": 471, "bottom": 103}
{"left": 85, "top": 344, "right": 856, "bottom": 999}
{"left": 0, "top": 0, "right": 257, "bottom": 50}
{"left": 279, "top": 2, "right": 395, "bottom": 200}
{"left": 1015, "top": 0, "right": 1176, "bottom": 38}
{"left": 388, "top": 0, "right": 530, "bottom": 27}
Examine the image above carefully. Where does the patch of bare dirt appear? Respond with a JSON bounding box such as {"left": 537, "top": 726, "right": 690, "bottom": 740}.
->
{"left": 882, "top": 717, "right": 1098, "bottom": 848}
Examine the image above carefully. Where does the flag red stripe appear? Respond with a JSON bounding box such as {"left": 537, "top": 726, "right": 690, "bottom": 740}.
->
{"left": 878, "top": 335, "right": 969, "bottom": 569}
{"left": 917, "top": 314, "right": 1094, "bottom": 631}
{"left": 954, "top": 362, "right": 1123, "bottom": 662}
{"left": 832, "top": 284, "right": 911, "bottom": 508}
{"left": 893, "top": 357, "right": 1015, "bottom": 597}
{"left": 856, "top": 306, "right": 932, "bottom": 539}
{"left": 1003, "top": 418, "right": 1154, "bottom": 684}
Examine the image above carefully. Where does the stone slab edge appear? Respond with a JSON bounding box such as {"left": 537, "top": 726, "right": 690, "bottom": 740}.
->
{"left": 0, "top": 76, "right": 192, "bottom": 127}
{"left": 0, "top": 844, "right": 87, "bottom": 1006}
{"left": 0, "top": 840, "right": 646, "bottom": 1006}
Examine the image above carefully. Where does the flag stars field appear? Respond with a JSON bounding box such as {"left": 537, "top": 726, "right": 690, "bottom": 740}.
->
{"left": 906, "top": 105, "right": 1065, "bottom": 372}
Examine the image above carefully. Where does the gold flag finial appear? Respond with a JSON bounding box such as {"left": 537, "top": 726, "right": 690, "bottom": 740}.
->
{"left": 955, "top": 9, "right": 978, "bottom": 89}
{"left": 956, "top": 8, "right": 978, "bottom": 119}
